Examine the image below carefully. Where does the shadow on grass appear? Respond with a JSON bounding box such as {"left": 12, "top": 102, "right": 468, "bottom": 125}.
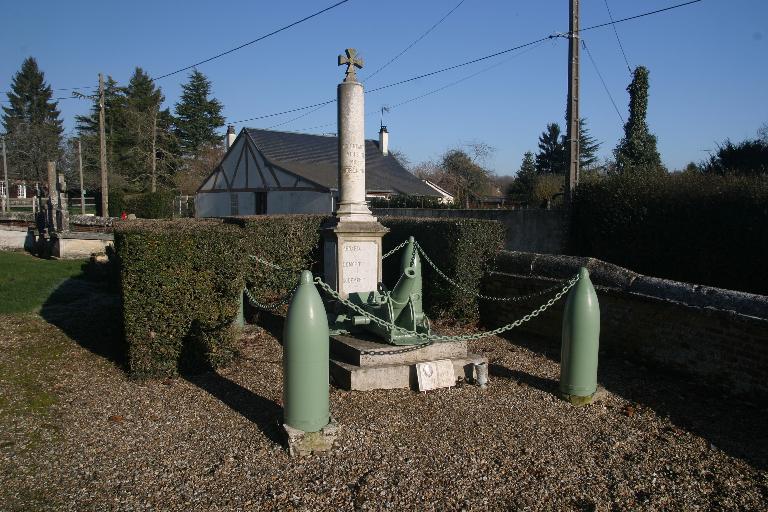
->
{"left": 492, "top": 331, "right": 768, "bottom": 470}
{"left": 39, "top": 274, "right": 126, "bottom": 370}
{"left": 181, "top": 369, "right": 284, "bottom": 445}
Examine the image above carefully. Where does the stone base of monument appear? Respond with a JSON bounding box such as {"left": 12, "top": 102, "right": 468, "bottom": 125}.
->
{"left": 282, "top": 417, "right": 339, "bottom": 457}
{"left": 51, "top": 231, "right": 113, "bottom": 259}
{"left": 329, "top": 333, "right": 488, "bottom": 391}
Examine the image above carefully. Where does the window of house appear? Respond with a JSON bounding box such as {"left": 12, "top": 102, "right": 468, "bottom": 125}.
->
{"left": 230, "top": 193, "right": 239, "bottom": 215}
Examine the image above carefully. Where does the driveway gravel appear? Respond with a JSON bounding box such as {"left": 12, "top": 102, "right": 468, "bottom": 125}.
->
{"left": 1, "top": 310, "right": 767, "bottom": 511}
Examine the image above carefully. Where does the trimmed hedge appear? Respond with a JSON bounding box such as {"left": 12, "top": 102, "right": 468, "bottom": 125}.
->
{"left": 381, "top": 217, "right": 505, "bottom": 319}
{"left": 570, "top": 173, "right": 768, "bottom": 295}
{"left": 115, "top": 215, "right": 504, "bottom": 378}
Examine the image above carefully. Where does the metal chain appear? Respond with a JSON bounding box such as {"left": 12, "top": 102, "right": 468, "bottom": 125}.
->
{"left": 244, "top": 284, "right": 297, "bottom": 311}
{"left": 314, "top": 274, "right": 579, "bottom": 344}
{"left": 382, "top": 239, "right": 409, "bottom": 260}
{"left": 414, "top": 241, "right": 570, "bottom": 302}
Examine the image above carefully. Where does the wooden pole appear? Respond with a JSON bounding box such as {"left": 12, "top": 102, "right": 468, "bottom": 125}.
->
{"left": 150, "top": 105, "right": 157, "bottom": 193}
{"left": 98, "top": 73, "right": 109, "bottom": 216}
{"left": 77, "top": 138, "right": 85, "bottom": 214}
{"left": 1, "top": 137, "right": 8, "bottom": 212}
{"left": 566, "top": 0, "right": 580, "bottom": 203}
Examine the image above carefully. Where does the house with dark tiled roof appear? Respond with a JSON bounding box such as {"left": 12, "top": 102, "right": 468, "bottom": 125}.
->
{"left": 195, "top": 126, "right": 439, "bottom": 217}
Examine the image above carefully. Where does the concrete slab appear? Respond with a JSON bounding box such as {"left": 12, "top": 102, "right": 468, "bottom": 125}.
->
{"left": 330, "top": 333, "right": 467, "bottom": 367}
{"left": 330, "top": 353, "right": 487, "bottom": 391}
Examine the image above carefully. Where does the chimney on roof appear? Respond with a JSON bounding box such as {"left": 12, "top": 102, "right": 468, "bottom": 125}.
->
{"left": 226, "top": 125, "right": 236, "bottom": 151}
{"left": 379, "top": 125, "right": 388, "bottom": 156}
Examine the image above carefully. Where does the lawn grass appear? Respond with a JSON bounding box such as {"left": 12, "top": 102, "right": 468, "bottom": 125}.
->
{"left": 0, "top": 252, "right": 87, "bottom": 314}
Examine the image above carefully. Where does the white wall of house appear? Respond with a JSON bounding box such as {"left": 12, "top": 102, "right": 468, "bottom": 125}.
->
{"left": 196, "top": 132, "right": 331, "bottom": 218}
{"left": 266, "top": 190, "right": 332, "bottom": 214}
{"left": 197, "top": 190, "right": 332, "bottom": 216}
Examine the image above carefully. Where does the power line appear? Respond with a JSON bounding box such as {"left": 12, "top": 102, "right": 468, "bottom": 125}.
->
{"left": 3, "top": 0, "right": 352, "bottom": 95}
{"left": 152, "top": 0, "right": 352, "bottom": 81}
{"left": 285, "top": 41, "right": 548, "bottom": 133}
{"left": 233, "top": 0, "right": 704, "bottom": 126}
{"left": 582, "top": 39, "right": 624, "bottom": 124}
{"left": 603, "top": 0, "right": 632, "bottom": 74}
{"left": 579, "top": 0, "right": 703, "bottom": 34}
{"left": 231, "top": 99, "right": 336, "bottom": 125}
{"left": 362, "top": 0, "right": 467, "bottom": 83}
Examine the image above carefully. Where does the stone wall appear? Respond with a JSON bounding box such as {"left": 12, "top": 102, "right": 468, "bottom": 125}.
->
{"left": 480, "top": 251, "right": 768, "bottom": 396}
{"left": 372, "top": 208, "right": 565, "bottom": 254}
{"left": 0, "top": 212, "right": 114, "bottom": 256}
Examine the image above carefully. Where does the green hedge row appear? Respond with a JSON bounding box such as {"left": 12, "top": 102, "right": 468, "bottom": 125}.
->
{"left": 570, "top": 173, "right": 768, "bottom": 295}
{"left": 380, "top": 217, "right": 505, "bottom": 319}
{"left": 115, "top": 215, "right": 323, "bottom": 377}
{"left": 115, "top": 215, "right": 504, "bottom": 378}
{"left": 97, "top": 190, "right": 177, "bottom": 218}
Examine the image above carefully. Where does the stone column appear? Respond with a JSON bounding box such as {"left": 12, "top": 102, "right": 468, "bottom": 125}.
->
{"left": 56, "top": 173, "right": 69, "bottom": 232}
{"left": 322, "top": 48, "right": 388, "bottom": 299}
{"left": 46, "top": 161, "right": 58, "bottom": 234}
{"left": 335, "top": 80, "right": 374, "bottom": 222}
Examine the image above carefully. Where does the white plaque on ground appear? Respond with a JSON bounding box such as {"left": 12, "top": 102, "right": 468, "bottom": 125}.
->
{"left": 340, "top": 240, "right": 378, "bottom": 295}
{"left": 416, "top": 360, "right": 456, "bottom": 391}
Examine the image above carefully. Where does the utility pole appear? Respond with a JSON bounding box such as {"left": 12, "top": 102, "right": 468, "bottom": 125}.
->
{"left": 1, "top": 137, "right": 8, "bottom": 213}
{"left": 77, "top": 139, "right": 85, "bottom": 214}
{"left": 566, "top": 0, "right": 580, "bottom": 203}
{"left": 98, "top": 73, "right": 109, "bottom": 216}
{"left": 150, "top": 104, "right": 158, "bottom": 193}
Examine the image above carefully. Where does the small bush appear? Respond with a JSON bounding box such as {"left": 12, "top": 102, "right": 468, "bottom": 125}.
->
{"left": 124, "top": 190, "right": 177, "bottom": 219}
{"left": 571, "top": 172, "right": 768, "bottom": 294}
{"left": 95, "top": 189, "right": 126, "bottom": 217}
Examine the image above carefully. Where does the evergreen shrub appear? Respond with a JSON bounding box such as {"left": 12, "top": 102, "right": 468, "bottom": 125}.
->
{"left": 571, "top": 173, "right": 768, "bottom": 295}
{"left": 115, "top": 215, "right": 505, "bottom": 378}
{"left": 124, "top": 190, "right": 177, "bottom": 219}
{"left": 380, "top": 217, "right": 505, "bottom": 319}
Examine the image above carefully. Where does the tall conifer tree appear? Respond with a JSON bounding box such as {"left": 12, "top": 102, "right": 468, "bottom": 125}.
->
{"left": 2, "top": 57, "right": 63, "bottom": 182}
{"left": 174, "top": 70, "right": 225, "bottom": 155}
{"left": 535, "top": 123, "right": 566, "bottom": 174}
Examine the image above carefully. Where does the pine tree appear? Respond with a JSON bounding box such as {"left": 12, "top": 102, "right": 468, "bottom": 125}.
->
{"left": 121, "top": 68, "right": 179, "bottom": 190}
{"left": 174, "top": 70, "right": 225, "bottom": 155}
{"left": 578, "top": 118, "right": 601, "bottom": 170}
{"left": 1, "top": 57, "right": 63, "bottom": 182}
{"left": 614, "top": 66, "right": 663, "bottom": 173}
{"left": 507, "top": 151, "right": 537, "bottom": 202}
{"left": 535, "top": 123, "right": 566, "bottom": 174}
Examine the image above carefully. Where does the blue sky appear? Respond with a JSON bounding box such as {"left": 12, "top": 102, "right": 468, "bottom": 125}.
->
{"left": 1, "top": 0, "right": 766, "bottom": 175}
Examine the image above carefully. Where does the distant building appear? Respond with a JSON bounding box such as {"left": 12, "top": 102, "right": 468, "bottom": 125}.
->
{"left": 422, "top": 179, "right": 454, "bottom": 204}
{"left": 195, "top": 126, "right": 439, "bottom": 217}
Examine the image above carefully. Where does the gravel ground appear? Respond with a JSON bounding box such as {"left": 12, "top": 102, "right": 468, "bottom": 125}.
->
{"left": 1, "top": 288, "right": 767, "bottom": 511}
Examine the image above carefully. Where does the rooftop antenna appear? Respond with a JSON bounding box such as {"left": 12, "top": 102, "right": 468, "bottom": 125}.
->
{"left": 380, "top": 105, "right": 390, "bottom": 129}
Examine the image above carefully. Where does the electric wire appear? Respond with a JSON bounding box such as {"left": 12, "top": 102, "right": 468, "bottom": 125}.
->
{"left": 151, "top": 0, "right": 352, "bottom": 80}
{"left": 362, "top": 0, "right": 467, "bottom": 83}
{"left": 603, "top": 0, "right": 632, "bottom": 74}
{"left": 3, "top": 0, "right": 352, "bottom": 95}
{"left": 582, "top": 39, "right": 624, "bottom": 124}
{"left": 579, "top": 0, "right": 703, "bottom": 34}
{"left": 232, "top": 0, "right": 703, "bottom": 126}
{"left": 282, "top": 40, "right": 548, "bottom": 133}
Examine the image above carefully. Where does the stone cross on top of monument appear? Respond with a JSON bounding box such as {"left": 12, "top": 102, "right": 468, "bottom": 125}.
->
{"left": 338, "top": 48, "right": 363, "bottom": 82}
